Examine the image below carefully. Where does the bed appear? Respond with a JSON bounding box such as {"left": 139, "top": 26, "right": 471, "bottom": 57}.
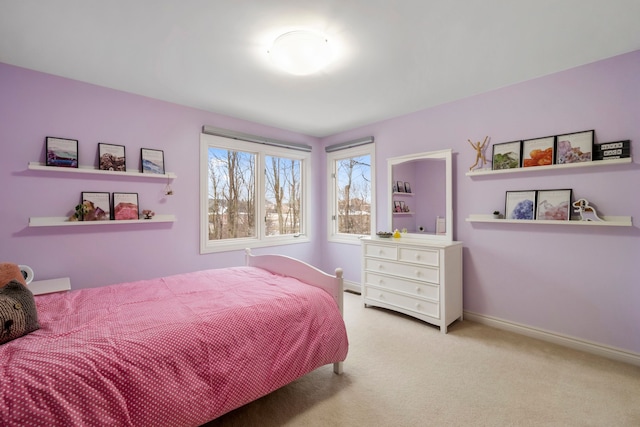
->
{"left": 0, "top": 250, "right": 348, "bottom": 426}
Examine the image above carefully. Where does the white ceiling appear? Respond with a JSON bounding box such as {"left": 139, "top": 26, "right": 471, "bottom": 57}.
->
{"left": 1, "top": 1, "right": 639, "bottom": 137}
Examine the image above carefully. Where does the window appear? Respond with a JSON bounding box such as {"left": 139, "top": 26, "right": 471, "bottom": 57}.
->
{"left": 200, "top": 133, "right": 310, "bottom": 253}
{"left": 327, "top": 143, "right": 375, "bottom": 243}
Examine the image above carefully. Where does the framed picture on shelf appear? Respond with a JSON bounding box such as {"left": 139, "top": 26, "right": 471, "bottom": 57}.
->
{"left": 491, "top": 141, "right": 521, "bottom": 170}
{"left": 98, "top": 143, "right": 126, "bottom": 171}
{"left": 112, "top": 192, "right": 139, "bottom": 220}
{"left": 505, "top": 190, "right": 536, "bottom": 220}
{"left": 555, "top": 130, "right": 593, "bottom": 164}
{"left": 535, "top": 189, "right": 572, "bottom": 221}
{"left": 395, "top": 180, "right": 404, "bottom": 193}
{"left": 46, "top": 136, "right": 78, "bottom": 168}
{"left": 522, "top": 136, "right": 555, "bottom": 167}
{"left": 404, "top": 182, "right": 412, "bottom": 193}
{"left": 80, "top": 192, "right": 110, "bottom": 221}
{"left": 141, "top": 148, "right": 165, "bottom": 174}
{"left": 393, "top": 201, "right": 401, "bottom": 212}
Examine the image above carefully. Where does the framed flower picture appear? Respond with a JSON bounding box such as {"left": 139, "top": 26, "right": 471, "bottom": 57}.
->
{"left": 522, "top": 136, "right": 555, "bottom": 167}
{"left": 112, "top": 192, "right": 139, "bottom": 220}
{"left": 46, "top": 137, "right": 78, "bottom": 168}
{"left": 555, "top": 130, "right": 593, "bottom": 164}
{"left": 536, "top": 189, "right": 572, "bottom": 221}
{"left": 141, "top": 148, "right": 165, "bottom": 174}
{"left": 98, "top": 143, "right": 126, "bottom": 171}
{"left": 505, "top": 190, "right": 536, "bottom": 220}
{"left": 492, "top": 141, "right": 521, "bottom": 170}
{"left": 80, "top": 192, "right": 110, "bottom": 221}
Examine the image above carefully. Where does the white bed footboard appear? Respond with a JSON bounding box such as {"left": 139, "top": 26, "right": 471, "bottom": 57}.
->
{"left": 245, "top": 249, "right": 344, "bottom": 374}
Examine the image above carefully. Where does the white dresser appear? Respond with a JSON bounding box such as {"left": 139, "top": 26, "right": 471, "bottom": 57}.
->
{"left": 361, "top": 236, "right": 463, "bottom": 333}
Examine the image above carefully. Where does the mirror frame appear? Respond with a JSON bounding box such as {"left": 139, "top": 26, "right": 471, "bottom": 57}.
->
{"left": 387, "top": 148, "right": 452, "bottom": 242}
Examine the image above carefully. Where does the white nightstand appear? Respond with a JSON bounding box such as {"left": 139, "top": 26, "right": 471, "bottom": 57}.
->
{"left": 29, "top": 277, "right": 71, "bottom": 295}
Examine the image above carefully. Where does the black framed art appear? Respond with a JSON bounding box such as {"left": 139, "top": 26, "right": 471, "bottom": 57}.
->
{"left": 395, "top": 180, "right": 405, "bottom": 193}
{"left": 98, "top": 143, "right": 126, "bottom": 171}
{"left": 535, "top": 189, "right": 572, "bottom": 221}
{"left": 46, "top": 136, "right": 78, "bottom": 168}
{"left": 112, "top": 192, "right": 140, "bottom": 220}
{"left": 555, "top": 130, "right": 593, "bottom": 164}
{"left": 491, "top": 141, "right": 522, "bottom": 170}
{"left": 404, "top": 182, "right": 412, "bottom": 193}
{"left": 505, "top": 190, "right": 536, "bottom": 220}
{"left": 522, "top": 136, "right": 555, "bottom": 167}
{"left": 141, "top": 148, "right": 165, "bottom": 174}
{"left": 80, "top": 192, "right": 110, "bottom": 221}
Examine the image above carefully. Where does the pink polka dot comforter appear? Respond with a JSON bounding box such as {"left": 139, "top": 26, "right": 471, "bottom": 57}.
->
{"left": 0, "top": 266, "right": 349, "bottom": 426}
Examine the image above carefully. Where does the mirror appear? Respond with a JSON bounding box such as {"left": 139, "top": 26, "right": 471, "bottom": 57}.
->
{"left": 387, "top": 149, "right": 452, "bottom": 241}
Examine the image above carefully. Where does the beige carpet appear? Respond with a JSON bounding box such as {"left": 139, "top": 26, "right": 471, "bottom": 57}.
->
{"left": 204, "top": 291, "right": 640, "bottom": 426}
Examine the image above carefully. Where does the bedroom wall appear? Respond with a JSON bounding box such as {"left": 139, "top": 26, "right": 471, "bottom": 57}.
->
{"left": 321, "top": 50, "right": 640, "bottom": 355}
{"left": 0, "top": 62, "right": 322, "bottom": 288}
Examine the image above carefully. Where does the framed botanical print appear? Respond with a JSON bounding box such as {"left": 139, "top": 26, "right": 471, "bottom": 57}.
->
{"left": 522, "top": 136, "right": 555, "bottom": 167}
{"left": 141, "top": 148, "right": 165, "bottom": 174}
{"left": 80, "top": 192, "right": 110, "bottom": 221}
{"left": 555, "top": 130, "right": 593, "bottom": 164}
{"left": 112, "top": 192, "right": 139, "bottom": 220}
{"left": 536, "top": 189, "right": 572, "bottom": 221}
{"left": 98, "top": 143, "right": 126, "bottom": 171}
{"left": 46, "top": 137, "right": 78, "bottom": 168}
{"left": 505, "top": 190, "right": 536, "bottom": 220}
{"left": 492, "top": 141, "right": 521, "bottom": 170}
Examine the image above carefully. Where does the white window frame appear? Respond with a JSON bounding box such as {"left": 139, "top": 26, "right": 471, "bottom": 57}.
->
{"left": 200, "top": 133, "right": 310, "bottom": 254}
{"left": 327, "top": 143, "right": 376, "bottom": 244}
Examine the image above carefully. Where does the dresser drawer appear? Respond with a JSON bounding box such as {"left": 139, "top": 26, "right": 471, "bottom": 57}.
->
{"left": 364, "top": 287, "right": 439, "bottom": 319}
{"left": 364, "top": 258, "right": 440, "bottom": 284}
{"left": 398, "top": 247, "right": 439, "bottom": 267}
{"left": 363, "top": 243, "right": 398, "bottom": 260}
{"left": 364, "top": 272, "right": 439, "bottom": 301}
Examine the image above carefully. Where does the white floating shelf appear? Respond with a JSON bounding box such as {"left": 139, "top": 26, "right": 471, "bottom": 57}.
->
{"left": 466, "top": 157, "right": 632, "bottom": 177}
{"left": 28, "top": 162, "right": 177, "bottom": 179}
{"left": 465, "top": 214, "right": 632, "bottom": 227}
{"left": 29, "top": 215, "right": 176, "bottom": 227}
{"left": 392, "top": 212, "right": 413, "bottom": 215}
{"left": 392, "top": 192, "right": 414, "bottom": 196}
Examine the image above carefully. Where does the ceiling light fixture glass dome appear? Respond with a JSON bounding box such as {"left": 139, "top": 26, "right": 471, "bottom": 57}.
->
{"left": 269, "top": 30, "right": 332, "bottom": 76}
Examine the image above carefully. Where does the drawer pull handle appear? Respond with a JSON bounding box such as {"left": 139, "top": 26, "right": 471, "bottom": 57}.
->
{"left": 415, "top": 287, "right": 421, "bottom": 293}
{"left": 414, "top": 270, "right": 420, "bottom": 277}
{"left": 378, "top": 279, "right": 384, "bottom": 285}
{"left": 379, "top": 264, "right": 383, "bottom": 270}
{"left": 415, "top": 254, "right": 421, "bottom": 260}
{"left": 415, "top": 303, "right": 421, "bottom": 309}
{"left": 379, "top": 293, "right": 384, "bottom": 299}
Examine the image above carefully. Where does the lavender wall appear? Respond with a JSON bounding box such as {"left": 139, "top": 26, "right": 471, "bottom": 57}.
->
{"left": 0, "top": 63, "right": 321, "bottom": 289}
{"left": 321, "top": 50, "right": 640, "bottom": 354}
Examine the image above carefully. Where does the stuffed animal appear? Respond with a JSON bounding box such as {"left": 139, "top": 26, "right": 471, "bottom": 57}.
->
{"left": 0, "top": 262, "right": 27, "bottom": 287}
{"left": 0, "top": 280, "right": 39, "bottom": 344}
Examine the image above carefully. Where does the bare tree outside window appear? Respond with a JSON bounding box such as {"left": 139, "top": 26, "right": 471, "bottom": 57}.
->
{"left": 336, "top": 154, "right": 371, "bottom": 235}
{"left": 265, "top": 155, "right": 301, "bottom": 236}
{"left": 207, "top": 147, "right": 256, "bottom": 240}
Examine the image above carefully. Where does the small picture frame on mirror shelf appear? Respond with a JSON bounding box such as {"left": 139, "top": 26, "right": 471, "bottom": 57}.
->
{"left": 112, "top": 192, "right": 140, "bottom": 220}
{"left": 98, "top": 143, "right": 126, "bottom": 171}
{"left": 404, "top": 182, "right": 412, "bottom": 193}
{"left": 395, "top": 180, "right": 404, "bottom": 193}
{"left": 46, "top": 136, "right": 78, "bottom": 168}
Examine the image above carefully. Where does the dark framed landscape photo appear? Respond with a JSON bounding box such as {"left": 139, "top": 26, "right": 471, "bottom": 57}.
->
{"left": 112, "top": 192, "right": 139, "bottom": 220}
{"left": 141, "top": 148, "right": 165, "bottom": 174}
{"left": 536, "top": 189, "right": 572, "bottom": 221}
{"left": 522, "top": 136, "right": 555, "bottom": 167}
{"left": 404, "top": 182, "right": 412, "bottom": 193}
{"left": 98, "top": 143, "right": 126, "bottom": 171}
{"left": 80, "top": 192, "right": 110, "bottom": 221}
{"left": 46, "top": 136, "right": 78, "bottom": 168}
{"left": 555, "top": 130, "right": 593, "bottom": 164}
{"left": 505, "top": 190, "right": 536, "bottom": 220}
{"left": 492, "top": 141, "right": 522, "bottom": 170}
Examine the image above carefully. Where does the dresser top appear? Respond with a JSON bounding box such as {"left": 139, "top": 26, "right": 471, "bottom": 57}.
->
{"left": 362, "top": 236, "right": 462, "bottom": 248}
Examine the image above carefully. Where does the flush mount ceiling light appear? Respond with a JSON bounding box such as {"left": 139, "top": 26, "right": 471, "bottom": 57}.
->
{"left": 268, "top": 30, "right": 333, "bottom": 76}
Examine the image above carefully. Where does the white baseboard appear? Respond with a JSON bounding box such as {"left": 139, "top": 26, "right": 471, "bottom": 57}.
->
{"left": 464, "top": 311, "right": 640, "bottom": 367}
{"left": 343, "top": 279, "right": 361, "bottom": 294}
